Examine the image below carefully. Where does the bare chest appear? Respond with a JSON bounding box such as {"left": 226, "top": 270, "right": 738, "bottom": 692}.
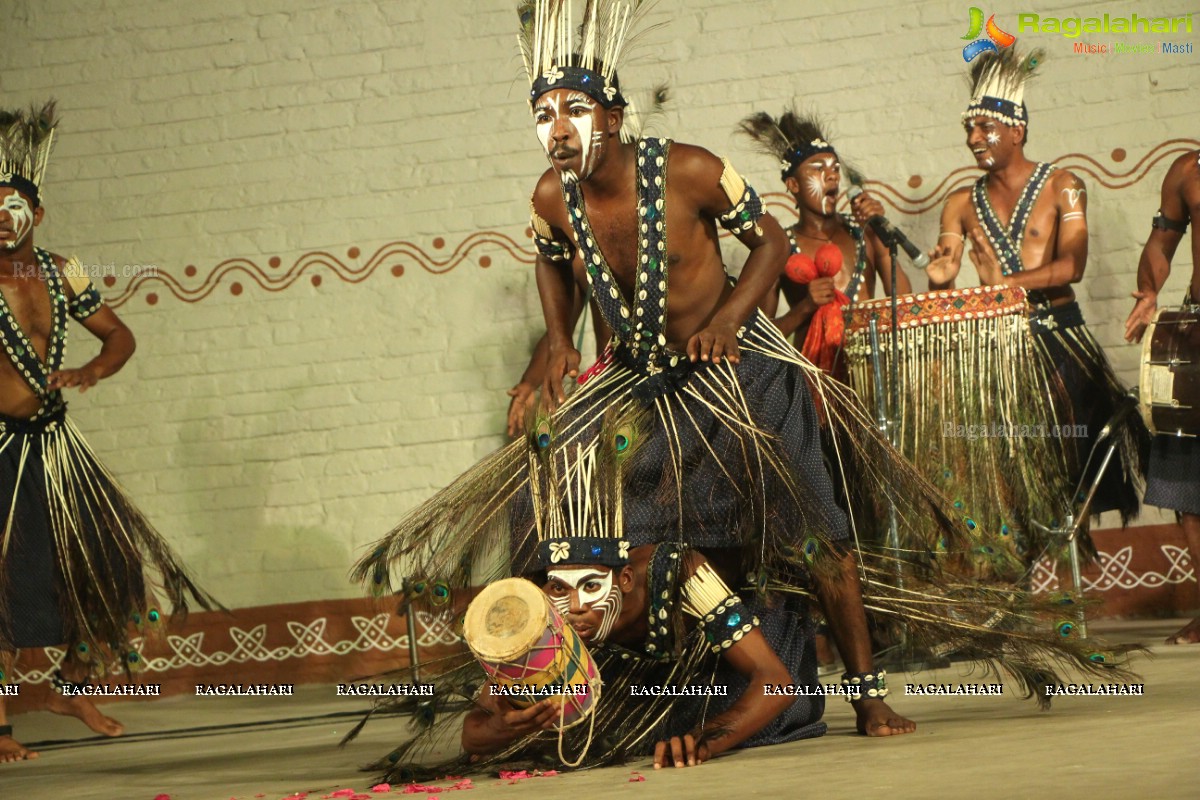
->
{"left": 0, "top": 278, "right": 53, "bottom": 358}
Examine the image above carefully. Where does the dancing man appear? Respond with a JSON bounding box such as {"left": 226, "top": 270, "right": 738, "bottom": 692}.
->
{"left": 1124, "top": 148, "right": 1200, "bottom": 644}
{"left": 0, "top": 103, "right": 214, "bottom": 763}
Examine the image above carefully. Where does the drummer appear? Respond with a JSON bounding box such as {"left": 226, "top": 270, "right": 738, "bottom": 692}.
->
{"left": 1124, "top": 148, "right": 1200, "bottom": 645}
{"left": 737, "top": 109, "right": 911, "bottom": 363}
{"left": 926, "top": 48, "right": 1146, "bottom": 528}
{"left": 461, "top": 535, "right": 915, "bottom": 768}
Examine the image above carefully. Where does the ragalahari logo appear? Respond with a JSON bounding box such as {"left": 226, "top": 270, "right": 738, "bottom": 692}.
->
{"left": 962, "top": 8, "right": 1017, "bottom": 61}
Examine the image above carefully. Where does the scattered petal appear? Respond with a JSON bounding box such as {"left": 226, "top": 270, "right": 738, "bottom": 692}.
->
{"left": 540, "top": 771, "right": 559, "bottom": 777}
{"left": 629, "top": 772, "right": 646, "bottom": 782}
{"left": 370, "top": 787, "right": 391, "bottom": 795}
{"left": 155, "top": 795, "right": 171, "bottom": 800}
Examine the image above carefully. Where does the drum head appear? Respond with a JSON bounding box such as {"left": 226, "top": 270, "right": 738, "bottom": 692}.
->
{"left": 464, "top": 577, "right": 551, "bottom": 662}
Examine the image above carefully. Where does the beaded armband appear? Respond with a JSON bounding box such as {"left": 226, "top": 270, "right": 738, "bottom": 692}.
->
{"left": 1151, "top": 210, "right": 1189, "bottom": 233}
{"left": 62, "top": 256, "right": 104, "bottom": 321}
{"left": 530, "top": 204, "right": 576, "bottom": 263}
{"left": 716, "top": 158, "right": 764, "bottom": 237}
{"left": 682, "top": 560, "right": 760, "bottom": 654}
{"left": 840, "top": 669, "right": 888, "bottom": 703}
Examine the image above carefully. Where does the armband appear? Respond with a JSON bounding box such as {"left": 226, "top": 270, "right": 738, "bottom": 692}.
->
{"left": 716, "top": 157, "right": 764, "bottom": 237}
{"left": 62, "top": 256, "right": 104, "bottom": 321}
{"left": 682, "top": 560, "right": 759, "bottom": 653}
{"left": 1151, "top": 210, "right": 1189, "bottom": 233}
{"left": 530, "top": 204, "right": 575, "bottom": 263}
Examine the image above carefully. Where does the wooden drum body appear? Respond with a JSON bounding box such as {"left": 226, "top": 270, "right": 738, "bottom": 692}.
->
{"left": 463, "top": 577, "right": 600, "bottom": 730}
{"left": 1140, "top": 307, "right": 1200, "bottom": 437}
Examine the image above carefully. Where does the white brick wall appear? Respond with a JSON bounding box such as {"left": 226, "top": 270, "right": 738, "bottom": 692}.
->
{"left": 1, "top": 0, "right": 1195, "bottom": 606}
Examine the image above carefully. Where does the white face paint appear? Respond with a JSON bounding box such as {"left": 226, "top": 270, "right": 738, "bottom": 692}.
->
{"left": 532, "top": 90, "right": 604, "bottom": 179}
{"left": 965, "top": 118, "right": 999, "bottom": 168}
{"left": 546, "top": 566, "right": 624, "bottom": 642}
{"left": 801, "top": 155, "right": 839, "bottom": 215}
{"left": 0, "top": 191, "right": 34, "bottom": 251}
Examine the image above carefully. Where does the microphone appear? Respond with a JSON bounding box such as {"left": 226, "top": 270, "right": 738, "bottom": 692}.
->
{"left": 1095, "top": 390, "right": 1140, "bottom": 444}
{"left": 846, "top": 185, "right": 931, "bottom": 270}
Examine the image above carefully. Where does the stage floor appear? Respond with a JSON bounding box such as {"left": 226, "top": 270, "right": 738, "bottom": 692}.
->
{"left": 5, "top": 618, "right": 1196, "bottom": 800}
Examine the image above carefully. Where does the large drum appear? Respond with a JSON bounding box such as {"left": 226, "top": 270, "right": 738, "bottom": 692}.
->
{"left": 463, "top": 577, "right": 600, "bottom": 730}
{"left": 1139, "top": 306, "right": 1200, "bottom": 436}
{"left": 842, "top": 285, "right": 1074, "bottom": 578}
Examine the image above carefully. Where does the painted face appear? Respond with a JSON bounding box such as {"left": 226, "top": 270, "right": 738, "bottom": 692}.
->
{"left": 964, "top": 116, "right": 1019, "bottom": 171}
{"left": 791, "top": 154, "right": 840, "bottom": 217}
{"left": 0, "top": 189, "right": 35, "bottom": 251}
{"left": 544, "top": 565, "right": 624, "bottom": 643}
{"left": 532, "top": 88, "right": 607, "bottom": 180}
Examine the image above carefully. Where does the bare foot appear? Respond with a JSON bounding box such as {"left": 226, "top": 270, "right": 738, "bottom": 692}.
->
{"left": 0, "top": 734, "right": 38, "bottom": 763}
{"left": 1166, "top": 616, "right": 1200, "bottom": 645}
{"left": 44, "top": 693, "right": 124, "bottom": 737}
{"left": 855, "top": 698, "right": 917, "bottom": 737}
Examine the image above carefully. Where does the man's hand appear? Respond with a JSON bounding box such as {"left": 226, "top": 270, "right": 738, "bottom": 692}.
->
{"left": 808, "top": 277, "right": 836, "bottom": 306}
{"left": 653, "top": 732, "right": 710, "bottom": 769}
{"left": 46, "top": 365, "right": 103, "bottom": 393}
{"left": 966, "top": 228, "right": 1005, "bottom": 286}
{"left": 850, "top": 192, "right": 885, "bottom": 228}
{"left": 687, "top": 322, "right": 740, "bottom": 365}
{"left": 486, "top": 698, "right": 560, "bottom": 739}
{"left": 1124, "top": 290, "right": 1158, "bottom": 343}
{"left": 925, "top": 242, "right": 957, "bottom": 287}
{"left": 854, "top": 698, "right": 916, "bottom": 737}
{"left": 543, "top": 346, "right": 581, "bottom": 410}
{"left": 505, "top": 382, "right": 537, "bottom": 437}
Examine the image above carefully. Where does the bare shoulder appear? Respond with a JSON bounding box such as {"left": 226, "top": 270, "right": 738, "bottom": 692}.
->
{"left": 1050, "top": 168, "right": 1085, "bottom": 191}
{"left": 666, "top": 141, "right": 724, "bottom": 176}
{"left": 531, "top": 168, "right": 567, "bottom": 226}
{"left": 943, "top": 186, "right": 973, "bottom": 217}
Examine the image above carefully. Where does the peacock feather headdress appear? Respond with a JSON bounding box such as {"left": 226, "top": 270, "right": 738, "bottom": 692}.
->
{"left": 738, "top": 107, "right": 835, "bottom": 181}
{"left": 964, "top": 47, "right": 1044, "bottom": 128}
{"left": 517, "top": 1, "right": 655, "bottom": 110}
{"left": 0, "top": 101, "right": 59, "bottom": 207}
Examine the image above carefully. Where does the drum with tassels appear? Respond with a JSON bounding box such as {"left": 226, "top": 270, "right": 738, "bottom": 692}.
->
{"left": 843, "top": 285, "right": 1073, "bottom": 578}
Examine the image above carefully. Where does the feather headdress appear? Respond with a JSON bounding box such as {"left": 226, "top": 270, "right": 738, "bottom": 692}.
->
{"left": 0, "top": 101, "right": 59, "bottom": 207}
{"left": 738, "top": 108, "right": 835, "bottom": 180}
{"left": 517, "top": 1, "right": 654, "bottom": 109}
{"left": 964, "top": 47, "right": 1044, "bottom": 128}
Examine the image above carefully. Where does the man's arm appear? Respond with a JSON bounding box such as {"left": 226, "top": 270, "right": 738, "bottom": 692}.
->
{"left": 1125, "top": 153, "right": 1191, "bottom": 342}
{"left": 654, "top": 553, "right": 792, "bottom": 768}
{"left": 997, "top": 171, "right": 1089, "bottom": 291}
{"left": 674, "top": 145, "right": 789, "bottom": 365}
{"left": 814, "top": 549, "right": 916, "bottom": 737}
{"left": 507, "top": 265, "right": 591, "bottom": 436}
{"left": 461, "top": 687, "right": 559, "bottom": 756}
{"left": 46, "top": 294, "right": 136, "bottom": 393}
{"left": 530, "top": 174, "right": 582, "bottom": 408}
{"left": 773, "top": 281, "right": 831, "bottom": 338}
{"left": 653, "top": 626, "right": 793, "bottom": 769}
{"left": 927, "top": 190, "right": 969, "bottom": 290}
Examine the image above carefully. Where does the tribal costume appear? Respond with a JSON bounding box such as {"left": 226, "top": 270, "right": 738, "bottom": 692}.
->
{"left": 348, "top": 5, "right": 1142, "bottom": 779}
{"left": 962, "top": 49, "right": 1147, "bottom": 551}
{"left": 0, "top": 104, "right": 214, "bottom": 680}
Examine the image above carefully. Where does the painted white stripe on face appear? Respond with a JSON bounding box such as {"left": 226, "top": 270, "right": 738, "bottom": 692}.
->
{"left": 1, "top": 192, "right": 34, "bottom": 250}
{"left": 547, "top": 566, "right": 623, "bottom": 641}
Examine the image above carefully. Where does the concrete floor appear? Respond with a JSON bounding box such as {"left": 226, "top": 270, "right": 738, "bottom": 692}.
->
{"left": 3, "top": 619, "right": 1195, "bottom": 800}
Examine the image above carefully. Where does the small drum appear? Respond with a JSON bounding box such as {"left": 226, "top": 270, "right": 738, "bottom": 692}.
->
{"left": 1140, "top": 307, "right": 1200, "bottom": 436}
{"left": 463, "top": 577, "right": 600, "bottom": 730}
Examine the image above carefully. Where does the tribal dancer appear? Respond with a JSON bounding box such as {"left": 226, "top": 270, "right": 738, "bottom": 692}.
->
{"left": 1124, "top": 148, "right": 1200, "bottom": 644}
{"left": 926, "top": 49, "right": 1148, "bottom": 572}
{"left": 0, "top": 103, "right": 215, "bottom": 763}
{"left": 352, "top": 3, "right": 1139, "bottom": 779}
{"left": 738, "top": 109, "right": 911, "bottom": 373}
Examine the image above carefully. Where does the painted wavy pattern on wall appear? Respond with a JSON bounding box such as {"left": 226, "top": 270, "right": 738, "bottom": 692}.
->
{"left": 109, "top": 140, "right": 1198, "bottom": 307}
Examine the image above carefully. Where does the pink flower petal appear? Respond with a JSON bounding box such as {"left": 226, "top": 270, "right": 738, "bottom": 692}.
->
{"left": 369, "top": 785, "right": 391, "bottom": 794}
{"left": 450, "top": 780, "right": 473, "bottom": 791}
{"left": 629, "top": 773, "right": 646, "bottom": 782}
{"left": 154, "top": 795, "right": 171, "bottom": 800}
{"left": 539, "top": 771, "right": 559, "bottom": 777}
